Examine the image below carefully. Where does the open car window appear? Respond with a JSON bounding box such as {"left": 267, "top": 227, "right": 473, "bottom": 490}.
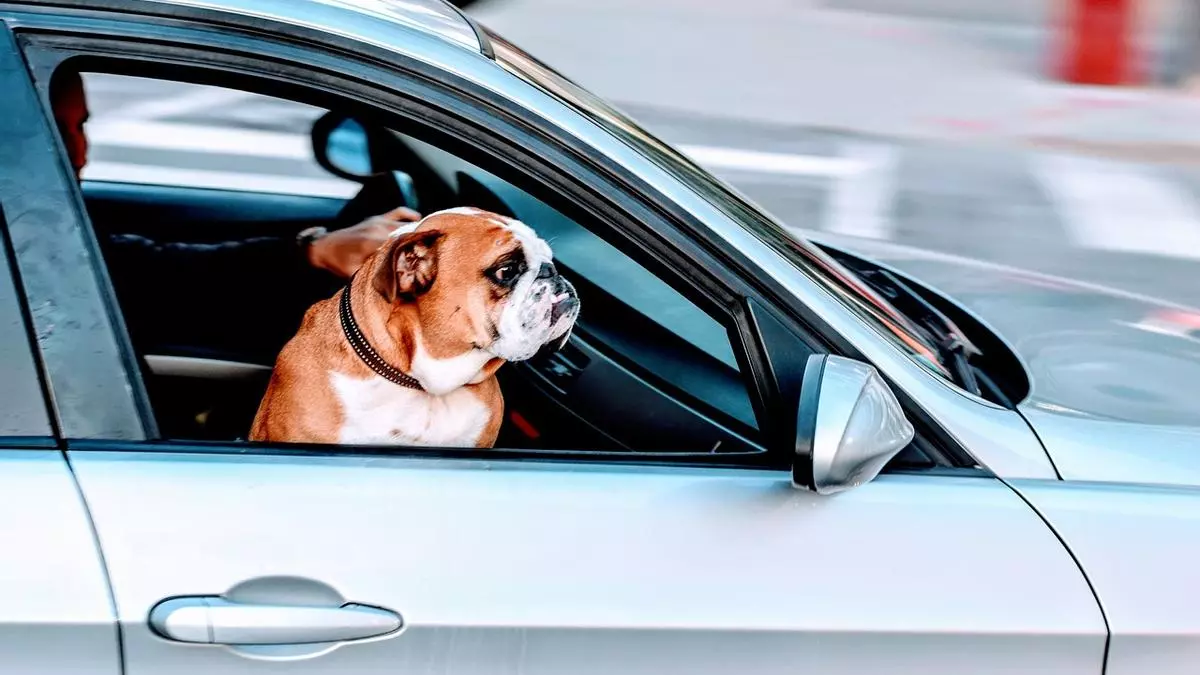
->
{"left": 81, "top": 73, "right": 360, "bottom": 200}
{"left": 398, "top": 136, "right": 745, "bottom": 376}
{"left": 55, "top": 65, "right": 770, "bottom": 455}
{"left": 398, "top": 132, "right": 761, "bottom": 434}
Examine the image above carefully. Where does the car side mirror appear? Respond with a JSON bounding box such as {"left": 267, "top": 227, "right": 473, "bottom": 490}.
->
{"left": 792, "top": 354, "right": 914, "bottom": 494}
{"left": 311, "top": 111, "right": 420, "bottom": 211}
{"left": 312, "top": 111, "right": 374, "bottom": 180}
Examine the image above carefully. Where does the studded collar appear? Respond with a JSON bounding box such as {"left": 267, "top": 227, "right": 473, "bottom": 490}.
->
{"left": 338, "top": 282, "right": 424, "bottom": 391}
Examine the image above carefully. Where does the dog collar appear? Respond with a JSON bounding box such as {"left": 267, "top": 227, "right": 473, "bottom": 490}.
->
{"left": 339, "top": 284, "right": 425, "bottom": 391}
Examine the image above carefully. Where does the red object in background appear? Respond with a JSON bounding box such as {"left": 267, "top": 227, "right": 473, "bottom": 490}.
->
{"left": 509, "top": 410, "right": 540, "bottom": 440}
{"left": 1056, "top": 0, "right": 1140, "bottom": 85}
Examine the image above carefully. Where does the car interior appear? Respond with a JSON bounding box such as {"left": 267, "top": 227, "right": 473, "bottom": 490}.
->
{"left": 73, "top": 72, "right": 771, "bottom": 456}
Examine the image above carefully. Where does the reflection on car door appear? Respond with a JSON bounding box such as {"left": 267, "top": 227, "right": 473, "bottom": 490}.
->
{"left": 0, "top": 451, "right": 122, "bottom": 674}
{"left": 70, "top": 448, "right": 1106, "bottom": 674}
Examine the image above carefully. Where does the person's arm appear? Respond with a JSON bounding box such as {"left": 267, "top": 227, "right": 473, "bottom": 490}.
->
{"left": 103, "top": 206, "right": 422, "bottom": 290}
{"left": 105, "top": 232, "right": 308, "bottom": 279}
{"left": 100, "top": 207, "right": 422, "bottom": 357}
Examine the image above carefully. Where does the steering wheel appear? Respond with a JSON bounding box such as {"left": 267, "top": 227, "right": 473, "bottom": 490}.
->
{"left": 334, "top": 171, "right": 419, "bottom": 229}
{"left": 311, "top": 111, "right": 421, "bottom": 228}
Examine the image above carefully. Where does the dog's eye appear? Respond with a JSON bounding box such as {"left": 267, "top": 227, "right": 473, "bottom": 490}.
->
{"left": 488, "top": 262, "right": 524, "bottom": 286}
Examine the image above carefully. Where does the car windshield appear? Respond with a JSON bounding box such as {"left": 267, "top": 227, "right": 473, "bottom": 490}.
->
{"left": 487, "top": 30, "right": 951, "bottom": 381}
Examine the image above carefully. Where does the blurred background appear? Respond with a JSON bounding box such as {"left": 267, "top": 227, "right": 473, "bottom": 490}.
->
{"left": 84, "top": 0, "right": 1200, "bottom": 306}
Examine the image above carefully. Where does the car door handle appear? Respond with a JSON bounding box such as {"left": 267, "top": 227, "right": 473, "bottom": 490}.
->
{"left": 149, "top": 597, "right": 403, "bottom": 645}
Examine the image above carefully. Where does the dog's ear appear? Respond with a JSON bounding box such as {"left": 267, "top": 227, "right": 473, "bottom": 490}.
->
{"left": 373, "top": 229, "right": 445, "bottom": 302}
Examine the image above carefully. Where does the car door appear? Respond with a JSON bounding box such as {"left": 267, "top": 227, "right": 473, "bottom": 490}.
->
{"left": 1012, "top": 480, "right": 1200, "bottom": 675}
{"left": 0, "top": 24, "right": 121, "bottom": 674}
{"left": 10, "top": 11, "right": 1106, "bottom": 675}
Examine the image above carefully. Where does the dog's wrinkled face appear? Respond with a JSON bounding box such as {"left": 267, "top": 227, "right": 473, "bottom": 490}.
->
{"left": 373, "top": 207, "right": 579, "bottom": 362}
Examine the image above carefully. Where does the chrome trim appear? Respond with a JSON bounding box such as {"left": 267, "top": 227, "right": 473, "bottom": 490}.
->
{"left": 145, "top": 355, "right": 272, "bottom": 379}
{"left": 149, "top": 596, "right": 402, "bottom": 645}
{"left": 142, "top": 0, "right": 484, "bottom": 53}
{"left": 807, "top": 355, "right": 915, "bottom": 494}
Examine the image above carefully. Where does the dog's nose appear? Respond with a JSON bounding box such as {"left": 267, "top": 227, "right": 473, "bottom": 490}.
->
{"left": 536, "top": 262, "right": 558, "bottom": 280}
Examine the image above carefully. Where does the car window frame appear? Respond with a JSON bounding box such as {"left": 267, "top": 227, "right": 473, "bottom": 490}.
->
{"left": 0, "top": 19, "right": 151, "bottom": 443}
{"left": 0, "top": 23, "right": 58, "bottom": 446}
{"left": 9, "top": 13, "right": 825, "bottom": 468}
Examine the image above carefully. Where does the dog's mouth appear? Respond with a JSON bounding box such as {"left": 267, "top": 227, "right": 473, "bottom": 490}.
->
{"left": 490, "top": 272, "right": 580, "bottom": 362}
{"left": 549, "top": 291, "right": 579, "bottom": 326}
{"left": 542, "top": 280, "right": 580, "bottom": 353}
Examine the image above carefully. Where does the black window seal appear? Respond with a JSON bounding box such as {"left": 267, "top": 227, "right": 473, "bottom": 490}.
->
{"left": 70, "top": 437, "right": 782, "bottom": 471}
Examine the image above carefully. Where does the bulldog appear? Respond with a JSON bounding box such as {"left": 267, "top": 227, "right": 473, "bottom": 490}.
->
{"left": 249, "top": 207, "right": 579, "bottom": 448}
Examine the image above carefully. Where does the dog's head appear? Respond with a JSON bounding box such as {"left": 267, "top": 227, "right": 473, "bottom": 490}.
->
{"left": 372, "top": 207, "right": 579, "bottom": 362}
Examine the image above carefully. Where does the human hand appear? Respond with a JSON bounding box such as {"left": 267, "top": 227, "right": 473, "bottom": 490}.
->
{"left": 307, "top": 206, "right": 422, "bottom": 278}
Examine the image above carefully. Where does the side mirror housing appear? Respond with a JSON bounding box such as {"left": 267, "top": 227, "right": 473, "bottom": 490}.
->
{"left": 311, "top": 111, "right": 374, "bottom": 180}
{"left": 793, "top": 355, "right": 915, "bottom": 494}
{"left": 310, "top": 111, "right": 420, "bottom": 212}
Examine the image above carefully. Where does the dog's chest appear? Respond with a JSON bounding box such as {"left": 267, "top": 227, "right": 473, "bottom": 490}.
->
{"left": 329, "top": 372, "right": 491, "bottom": 447}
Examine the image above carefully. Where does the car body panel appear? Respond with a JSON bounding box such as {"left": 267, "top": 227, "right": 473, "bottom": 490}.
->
{"left": 10, "top": 0, "right": 484, "bottom": 53}
{"left": 1014, "top": 479, "right": 1200, "bottom": 675}
{"left": 70, "top": 449, "right": 1105, "bottom": 674}
{"left": 0, "top": 450, "right": 121, "bottom": 675}
{"left": 810, "top": 233, "right": 1200, "bottom": 488}
{"left": 1019, "top": 410, "right": 1200, "bottom": 487}
{"left": 159, "top": 0, "right": 484, "bottom": 51}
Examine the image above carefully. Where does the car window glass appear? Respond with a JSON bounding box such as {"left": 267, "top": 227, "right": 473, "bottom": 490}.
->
{"left": 394, "top": 133, "right": 759, "bottom": 434}
{"left": 400, "top": 134, "right": 742, "bottom": 372}
{"left": 81, "top": 73, "right": 360, "bottom": 200}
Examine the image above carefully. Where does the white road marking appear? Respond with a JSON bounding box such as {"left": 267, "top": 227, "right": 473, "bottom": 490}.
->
{"left": 86, "top": 120, "right": 883, "bottom": 202}
{"left": 88, "top": 121, "right": 874, "bottom": 179}
{"left": 87, "top": 120, "right": 311, "bottom": 160}
{"left": 82, "top": 161, "right": 358, "bottom": 199}
{"left": 678, "top": 144, "right": 870, "bottom": 177}
{"left": 101, "top": 86, "right": 252, "bottom": 121}
{"left": 821, "top": 141, "right": 899, "bottom": 240}
{"left": 1033, "top": 153, "right": 1200, "bottom": 260}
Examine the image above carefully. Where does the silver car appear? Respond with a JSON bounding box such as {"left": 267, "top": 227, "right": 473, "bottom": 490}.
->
{"left": 0, "top": 0, "right": 1196, "bottom": 673}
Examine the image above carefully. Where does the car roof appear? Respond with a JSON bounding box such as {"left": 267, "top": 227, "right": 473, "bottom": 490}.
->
{"left": 11, "top": 0, "right": 488, "bottom": 55}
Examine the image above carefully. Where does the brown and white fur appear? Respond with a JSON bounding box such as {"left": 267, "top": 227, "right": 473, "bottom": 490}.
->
{"left": 249, "top": 207, "right": 579, "bottom": 448}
